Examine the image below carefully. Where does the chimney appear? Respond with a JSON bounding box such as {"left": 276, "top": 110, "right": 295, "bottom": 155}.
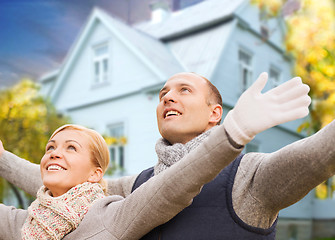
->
{"left": 150, "top": 1, "right": 170, "bottom": 23}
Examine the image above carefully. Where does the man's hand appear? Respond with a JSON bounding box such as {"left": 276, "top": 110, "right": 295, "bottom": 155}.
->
{"left": 223, "top": 72, "right": 311, "bottom": 145}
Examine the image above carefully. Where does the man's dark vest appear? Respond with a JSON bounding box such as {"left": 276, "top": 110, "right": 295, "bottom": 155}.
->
{"left": 131, "top": 154, "right": 277, "bottom": 240}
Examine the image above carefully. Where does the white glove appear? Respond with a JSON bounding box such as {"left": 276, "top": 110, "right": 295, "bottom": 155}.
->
{"left": 223, "top": 72, "right": 311, "bottom": 146}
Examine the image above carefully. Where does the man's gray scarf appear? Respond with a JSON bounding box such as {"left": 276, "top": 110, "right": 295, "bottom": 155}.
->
{"left": 154, "top": 126, "right": 218, "bottom": 175}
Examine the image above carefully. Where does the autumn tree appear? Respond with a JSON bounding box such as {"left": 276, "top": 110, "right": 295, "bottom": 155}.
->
{"left": 252, "top": 0, "right": 335, "bottom": 199}
{"left": 0, "top": 79, "right": 70, "bottom": 207}
{"left": 251, "top": 0, "right": 335, "bottom": 134}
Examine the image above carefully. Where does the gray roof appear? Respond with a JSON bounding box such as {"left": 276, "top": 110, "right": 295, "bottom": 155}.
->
{"left": 167, "top": 21, "right": 235, "bottom": 78}
{"left": 135, "top": 0, "right": 246, "bottom": 39}
{"left": 98, "top": 9, "right": 185, "bottom": 81}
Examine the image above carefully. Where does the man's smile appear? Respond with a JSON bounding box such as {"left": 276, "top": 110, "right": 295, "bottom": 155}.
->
{"left": 165, "top": 110, "right": 182, "bottom": 119}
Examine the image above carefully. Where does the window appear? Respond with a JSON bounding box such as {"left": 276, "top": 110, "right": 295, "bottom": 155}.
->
{"left": 260, "top": 25, "right": 270, "bottom": 40}
{"left": 269, "top": 67, "right": 281, "bottom": 87}
{"left": 238, "top": 50, "right": 253, "bottom": 91}
{"left": 107, "top": 123, "right": 125, "bottom": 171}
{"left": 287, "top": 225, "right": 298, "bottom": 240}
{"left": 93, "top": 44, "right": 109, "bottom": 85}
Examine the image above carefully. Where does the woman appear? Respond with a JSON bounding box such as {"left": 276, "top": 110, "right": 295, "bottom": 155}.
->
{"left": 0, "top": 123, "right": 242, "bottom": 239}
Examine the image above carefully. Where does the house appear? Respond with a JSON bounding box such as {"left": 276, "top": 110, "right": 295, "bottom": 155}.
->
{"left": 39, "top": 0, "right": 335, "bottom": 239}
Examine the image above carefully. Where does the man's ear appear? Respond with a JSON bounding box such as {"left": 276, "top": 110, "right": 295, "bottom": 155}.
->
{"left": 88, "top": 167, "right": 103, "bottom": 183}
{"left": 209, "top": 104, "right": 223, "bottom": 125}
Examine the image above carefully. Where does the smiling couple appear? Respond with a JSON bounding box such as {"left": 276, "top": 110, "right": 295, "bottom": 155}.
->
{"left": 1, "top": 72, "right": 335, "bottom": 240}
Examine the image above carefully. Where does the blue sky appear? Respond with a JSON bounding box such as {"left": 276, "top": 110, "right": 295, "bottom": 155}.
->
{"left": 0, "top": 0, "right": 150, "bottom": 88}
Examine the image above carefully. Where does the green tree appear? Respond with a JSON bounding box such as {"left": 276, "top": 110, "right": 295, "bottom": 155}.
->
{"left": 0, "top": 79, "right": 70, "bottom": 207}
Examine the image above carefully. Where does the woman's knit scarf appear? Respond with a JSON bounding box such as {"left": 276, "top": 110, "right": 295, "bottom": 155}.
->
{"left": 154, "top": 126, "right": 217, "bottom": 175}
{"left": 21, "top": 182, "right": 105, "bottom": 240}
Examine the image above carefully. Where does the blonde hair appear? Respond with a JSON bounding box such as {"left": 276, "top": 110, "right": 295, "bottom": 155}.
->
{"left": 50, "top": 124, "right": 110, "bottom": 194}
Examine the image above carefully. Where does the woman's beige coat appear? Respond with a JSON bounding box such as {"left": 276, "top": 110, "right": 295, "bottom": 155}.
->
{"left": 0, "top": 125, "right": 241, "bottom": 239}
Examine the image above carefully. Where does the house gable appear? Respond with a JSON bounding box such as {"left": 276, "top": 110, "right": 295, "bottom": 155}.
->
{"left": 49, "top": 8, "right": 184, "bottom": 111}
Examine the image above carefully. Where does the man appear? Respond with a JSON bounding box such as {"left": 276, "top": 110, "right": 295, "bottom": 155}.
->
{"left": 1, "top": 72, "right": 334, "bottom": 239}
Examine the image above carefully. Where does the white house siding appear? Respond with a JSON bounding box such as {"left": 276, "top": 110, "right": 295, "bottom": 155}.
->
{"left": 219, "top": 1, "right": 291, "bottom": 106}
{"left": 211, "top": 22, "right": 291, "bottom": 105}
{"left": 39, "top": 78, "right": 55, "bottom": 97}
{"left": 64, "top": 91, "right": 161, "bottom": 175}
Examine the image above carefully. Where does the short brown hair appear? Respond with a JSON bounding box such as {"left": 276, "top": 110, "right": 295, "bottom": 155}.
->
{"left": 190, "top": 73, "right": 223, "bottom": 107}
{"left": 191, "top": 73, "right": 223, "bottom": 125}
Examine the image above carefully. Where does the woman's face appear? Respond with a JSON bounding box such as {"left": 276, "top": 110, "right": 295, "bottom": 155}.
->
{"left": 40, "top": 129, "right": 99, "bottom": 197}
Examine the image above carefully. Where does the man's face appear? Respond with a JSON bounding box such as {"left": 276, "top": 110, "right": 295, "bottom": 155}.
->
{"left": 156, "top": 73, "right": 216, "bottom": 144}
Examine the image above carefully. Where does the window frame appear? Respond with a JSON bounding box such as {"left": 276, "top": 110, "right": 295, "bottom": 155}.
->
{"left": 92, "top": 42, "right": 110, "bottom": 86}
{"left": 269, "top": 66, "right": 281, "bottom": 88}
{"left": 107, "top": 122, "right": 126, "bottom": 174}
{"left": 238, "top": 49, "right": 253, "bottom": 92}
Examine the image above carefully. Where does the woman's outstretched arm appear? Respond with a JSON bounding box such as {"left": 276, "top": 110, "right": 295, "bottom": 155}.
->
{"left": 0, "top": 140, "right": 42, "bottom": 196}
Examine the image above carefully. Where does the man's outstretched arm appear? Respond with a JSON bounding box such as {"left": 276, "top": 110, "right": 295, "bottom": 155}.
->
{"left": 220, "top": 72, "right": 312, "bottom": 228}
{"left": 234, "top": 119, "right": 335, "bottom": 229}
